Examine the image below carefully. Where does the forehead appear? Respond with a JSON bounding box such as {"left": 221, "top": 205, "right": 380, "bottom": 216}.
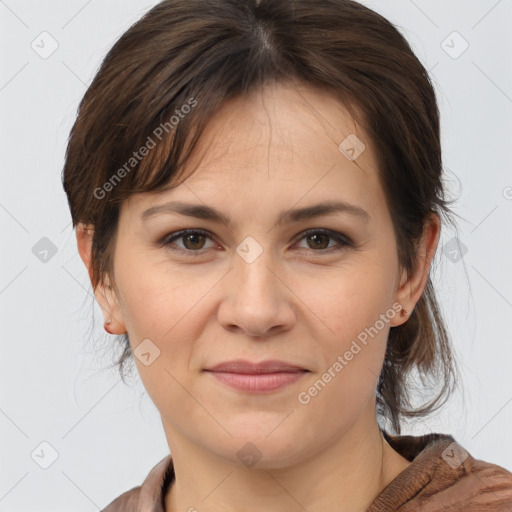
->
{"left": 185, "top": 81, "right": 373, "bottom": 173}
{"left": 122, "top": 81, "right": 384, "bottom": 221}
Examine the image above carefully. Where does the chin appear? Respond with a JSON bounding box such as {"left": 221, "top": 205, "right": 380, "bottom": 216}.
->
{"left": 211, "top": 428, "right": 307, "bottom": 470}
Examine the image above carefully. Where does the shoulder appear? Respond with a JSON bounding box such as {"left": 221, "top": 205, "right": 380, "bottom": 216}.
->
{"left": 458, "top": 452, "right": 512, "bottom": 508}
{"left": 101, "top": 485, "right": 141, "bottom": 511}
{"left": 373, "top": 431, "right": 512, "bottom": 511}
{"left": 411, "top": 438, "right": 512, "bottom": 510}
{"left": 100, "top": 455, "right": 173, "bottom": 512}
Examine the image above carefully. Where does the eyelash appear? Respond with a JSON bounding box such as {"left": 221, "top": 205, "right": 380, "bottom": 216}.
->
{"left": 160, "top": 228, "right": 353, "bottom": 256}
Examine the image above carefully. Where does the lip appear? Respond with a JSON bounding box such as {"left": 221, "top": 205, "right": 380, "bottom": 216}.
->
{"left": 205, "top": 359, "right": 308, "bottom": 374}
{"left": 204, "top": 359, "right": 309, "bottom": 393}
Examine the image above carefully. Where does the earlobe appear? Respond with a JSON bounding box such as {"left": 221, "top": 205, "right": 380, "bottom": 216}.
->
{"left": 75, "top": 223, "right": 127, "bottom": 335}
{"left": 390, "top": 213, "right": 441, "bottom": 327}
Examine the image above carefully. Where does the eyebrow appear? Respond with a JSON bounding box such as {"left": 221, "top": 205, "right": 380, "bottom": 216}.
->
{"left": 141, "top": 199, "right": 371, "bottom": 226}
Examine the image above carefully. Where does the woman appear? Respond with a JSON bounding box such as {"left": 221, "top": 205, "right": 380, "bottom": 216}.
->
{"left": 62, "top": 0, "right": 512, "bottom": 510}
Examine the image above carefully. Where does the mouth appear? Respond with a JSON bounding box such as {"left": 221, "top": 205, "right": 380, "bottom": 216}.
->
{"left": 205, "top": 370, "right": 308, "bottom": 393}
{"left": 203, "top": 359, "right": 310, "bottom": 393}
{"left": 204, "top": 359, "right": 309, "bottom": 373}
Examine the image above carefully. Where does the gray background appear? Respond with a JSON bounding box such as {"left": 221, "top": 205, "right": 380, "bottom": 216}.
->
{"left": 1, "top": 0, "right": 511, "bottom": 510}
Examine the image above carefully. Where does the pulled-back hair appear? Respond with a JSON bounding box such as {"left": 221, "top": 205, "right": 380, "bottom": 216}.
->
{"left": 62, "top": 0, "right": 461, "bottom": 434}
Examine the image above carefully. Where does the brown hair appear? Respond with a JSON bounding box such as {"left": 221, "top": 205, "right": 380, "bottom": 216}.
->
{"left": 62, "top": 0, "right": 461, "bottom": 434}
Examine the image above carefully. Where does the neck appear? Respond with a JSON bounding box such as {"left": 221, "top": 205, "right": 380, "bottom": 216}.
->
{"left": 163, "top": 407, "right": 409, "bottom": 512}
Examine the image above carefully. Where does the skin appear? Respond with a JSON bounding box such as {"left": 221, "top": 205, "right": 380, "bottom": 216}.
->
{"left": 77, "top": 80, "right": 440, "bottom": 512}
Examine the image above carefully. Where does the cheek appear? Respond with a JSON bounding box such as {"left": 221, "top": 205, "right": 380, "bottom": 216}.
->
{"left": 113, "top": 253, "right": 216, "bottom": 398}
{"left": 115, "top": 248, "right": 208, "bottom": 338}
{"left": 296, "top": 291, "right": 391, "bottom": 437}
{"left": 295, "top": 260, "right": 396, "bottom": 407}
{"left": 306, "top": 260, "right": 396, "bottom": 342}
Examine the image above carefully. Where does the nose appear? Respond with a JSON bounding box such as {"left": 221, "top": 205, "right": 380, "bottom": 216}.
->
{"left": 217, "top": 245, "right": 296, "bottom": 338}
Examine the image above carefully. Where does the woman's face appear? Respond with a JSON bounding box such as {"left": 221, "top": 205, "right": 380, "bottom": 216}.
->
{"left": 89, "top": 81, "right": 432, "bottom": 468}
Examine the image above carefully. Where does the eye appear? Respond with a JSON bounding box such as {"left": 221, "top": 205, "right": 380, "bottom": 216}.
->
{"left": 294, "top": 229, "right": 353, "bottom": 252}
{"left": 161, "top": 229, "right": 216, "bottom": 254}
{"left": 160, "top": 228, "right": 352, "bottom": 255}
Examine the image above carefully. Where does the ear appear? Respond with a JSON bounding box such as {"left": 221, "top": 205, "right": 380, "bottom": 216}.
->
{"left": 390, "top": 213, "right": 441, "bottom": 327}
{"left": 75, "top": 222, "right": 127, "bottom": 335}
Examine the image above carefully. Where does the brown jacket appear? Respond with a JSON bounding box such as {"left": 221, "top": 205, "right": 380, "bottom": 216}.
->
{"left": 101, "top": 430, "right": 512, "bottom": 511}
